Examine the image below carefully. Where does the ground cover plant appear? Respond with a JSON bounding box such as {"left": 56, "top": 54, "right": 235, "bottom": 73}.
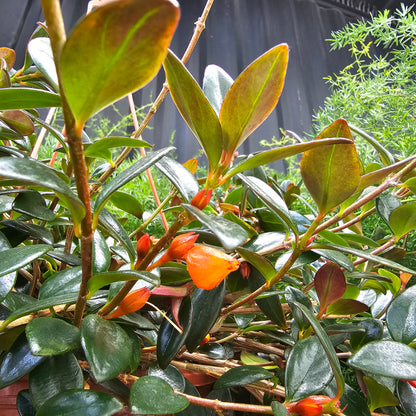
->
{"left": 1, "top": 1, "right": 416, "bottom": 415}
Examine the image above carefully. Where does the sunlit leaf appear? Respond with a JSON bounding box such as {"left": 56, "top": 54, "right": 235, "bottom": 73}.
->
{"left": 389, "top": 202, "right": 416, "bottom": 241}
{"left": 164, "top": 50, "right": 223, "bottom": 171}
{"left": 0, "top": 88, "right": 61, "bottom": 110}
{"left": 300, "top": 119, "right": 360, "bottom": 215}
{"left": 60, "top": 0, "right": 179, "bottom": 127}
{"left": 0, "top": 110, "right": 34, "bottom": 136}
{"left": 220, "top": 44, "right": 289, "bottom": 154}
{"left": 214, "top": 365, "right": 273, "bottom": 389}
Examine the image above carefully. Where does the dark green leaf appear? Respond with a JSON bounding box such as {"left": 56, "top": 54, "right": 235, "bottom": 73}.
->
{"left": 0, "top": 231, "right": 15, "bottom": 302}
{"left": 28, "top": 353, "right": 83, "bottom": 409}
{"left": 185, "top": 280, "right": 226, "bottom": 352}
{"left": 0, "top": 157, "right": 85, "bottom": 225}
{"left": 157, "top": 297, "right": 193, "bottom": 369}
{"left": 1, "top": 220, "right": 54, "bottom": 245}
{"left": 109, "top": 191, "right": 143, "bottom": 218}
{"left": 398, "top": 380, "right": 416, "bottom": 416}
{"left": 81, "top": 315, "right": 132, "bottom": 382}
{"left": 285, "top": 287, "right": 314, "bottom": 332}
{"left": 36, "top": 390, "right": 122, "bottom": 416}
{"left": 237, "top": 247, "right": 276, "bottom": 282}
{"left": 386, "top": 285, "right": 416, "bottom": 344}
{"left": 164, "top": 50, "right": 223, "bottom": 171}
{"left": 214, "top": 365, "right": 273, "bottom": 389}
{"left": 348, "top": 340, "right": 416, "bottom": 378}
{"left": 12, "top": 190, "right": 55, "bottom": 221}
{"left": 350, "top": 319, "right": 384, "bottom": 351}
{"left": 39, "top": 267, "right": 82, "bottom": 299}
{"left": 272, "top": 401, "right": 289, "bottom": 416}
{"left": 93, "top": 147, "right": 173, "bottom": 224}
{"left": 156, "top": 156, "right": 199, "bottom": 202}
{"left": 238, "top": 175, "right": 298, "bottom": 235}
{"left": 26, "top": 317, "right": 80, "bottom": 356}
{"left": 177, "top": 378, "right": 207, "bottom": 416}
{"left": 92, "top": 230, "right": 111, "bottom": 274}
{"left": 0, "top": 334, "right": 45, "bottom": 389}
{"left": 130, "top": 376, "right": 189, "bottom": 415}
{"left": 60, "top": 0, "right": 179, "bottom": 126}
{"left": 375, "top": 193, "right": 401, "bottom": 230}
{"left": 148, "top": 363, "right": 186, "bottom": 391}
{"left": 0, "top": 88, "right": 61, "bottom": 110}
{"left": 16, "top": 389, "right": 36, "bottom": 416}
{"left": 182, "top": 204, "right": 249, "bottom": 250}
{"left": 285, "top": 336, "right": 333, "bottom": 401}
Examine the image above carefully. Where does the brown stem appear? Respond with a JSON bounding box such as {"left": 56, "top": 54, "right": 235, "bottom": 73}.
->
{"left": 352, "top": 236, "right": 396, "bottom": 267}
{"left": 93, "top": 0, "right": 215, "bottom": 190}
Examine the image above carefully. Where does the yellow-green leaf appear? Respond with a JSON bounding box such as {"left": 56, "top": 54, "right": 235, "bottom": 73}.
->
{"left": 220, "top": 44, "right": 288, "bottom": 155}
{"left": 60, "top": 0, "right": 180, "bottom": 127}
{"left": 389, "top": 202, "right": 416, "bottom": 241}
{"left": 300, "top": 119, "right": 360, "bottom": 216}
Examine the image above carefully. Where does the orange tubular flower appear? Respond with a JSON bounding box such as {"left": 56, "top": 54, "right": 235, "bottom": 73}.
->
{"left": 148, "top": 232, "right": 199, "bottom": 270}
{"left": 135, "top": 233, "right": 151, "bottom": 268}
{"left": 191, "top": 188, "right": 213, "bottom": 210}
{"left": 103, "top": 287, "right": 151, "bottom": 320}
{"left": 287, "top": 396, "right": 341, "bottom": 416}
{"left": 185, "top": 245, "right": 240, "bottom": 290}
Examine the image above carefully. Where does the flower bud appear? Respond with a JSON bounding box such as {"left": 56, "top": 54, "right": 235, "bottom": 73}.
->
{"left": 103, "top": 287, "right": 151, "bottom": 320}
{"left": 191, "top": 189, "right": 213, "bottom": 210}
{"left": 136, "top": 233, "right": 151, "bottom": 260}
{"left": 287, "top": 395, "right": 341, "bottom": 416}
{"left": 185, "top": 245, "right": 239, "bottom": 290}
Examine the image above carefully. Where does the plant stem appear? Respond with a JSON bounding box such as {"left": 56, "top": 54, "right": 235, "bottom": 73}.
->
{"left": 40, "top": 0, "right": 93, "bottom": 327}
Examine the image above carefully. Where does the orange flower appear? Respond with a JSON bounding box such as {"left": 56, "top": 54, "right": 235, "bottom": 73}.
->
{"left": 185, "top": 245, "right": 239, "bottom": 290}
{"left": 103, "top": 287, "right": 151, "bottom": 320}
{"left": 286, "top": 395, "right": 341, "bottom": 416}
{"left": 148, "top": 232, "right": 198, "bottom": 270}
{"left": 191, "top": 189, "right": 213, "bottom": 210}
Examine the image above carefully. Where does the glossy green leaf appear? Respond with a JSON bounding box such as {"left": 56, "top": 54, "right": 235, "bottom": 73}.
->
{"left": 398, "top": 380, "right": 416, "bottom": 416}
{"left": 389, "top": 202, "right": 416, "bottom": 241}
{"left": 87, "top": 270, "right": 159, "bottom": 299}
{"left": 164, "top": 50, "right": 223, "bottom": 171}
{"left": 378, "top": 269, "right": 401, "bottom": 296}
{"left": 109, "top": 191, "right": 143, "bottom": 218}
{"left": 16, "top": 389, "right": 36, "bottom": 416}
{"left": 98, "top": 209, "right": 136, "bottom": 262}
{"left": 1, "top": 219, "right": 54, "bottom": 245}
{"left": 363, "top": 376, "right": 399, "bottom": 412}
{"left": 386, "top": 285, "right": 416, "bottom": 344}
{"left": 238, "top": 175, "right": 298, "bottom": 234}
{"left": 224, "top": 138, "right": 354, "bottom": 181}
{"left": 291, "top": 302, "right": 344, "bottom": 398}
{"left": 237, "top": 247, "right": 276, "bottom": 282}
{"left": 0, "top": 88, "right": 61, "bottom": 110}
{"left": 315, "top": 263, "right": 346, "bottom": 316}
{"left": 0, "top": 334, "right": 45, "bottom": 389}
{"left": 156, "top": 156, "right": 199, "bottom": 202}
{"left": 285, "top": 287, "right": 314, "bottom": 332}
{"left": 214, "top": 365, "right": 273, "bottom": 390}
{"left": 326, "top": 299, "right": 369, "bottom": 315}
{"left": 130, "top": 376, "right": 189, "bottom": 415}
{"left": 93, "top": 147, "right": 173, "bottom": 225}
{"left": 157, "top": 296, "right": 192, "bottom": 369}
{"left": 26, "top": 317, "right": 80, "bottom": 356}
{"left": 39, "top": 266, "right": 82, "bottom": 299}
{"left": 0, "top": 293, "right": 79, "bottom": 332}
{"left": 36, "top": 390, "right": 122, "bottom": 416}
{"left": 12, "top": 190, "right": 55, "bottom": 221}
{"left": 177, "top": 379, "right": 208, "bottom": 416}
{"left": 0, "top": 244, "right": 51, "bottom": 278}
{"left": 28, "top": 37, "right": 58, "bottom": 91}
{"left": 185, "top": 280, "right": 225, "bottom": 352}
{"left": 350, "top": 319, "right": 384, "bottom": 351}
{"left": 243, "top": 231, "right": 286, "bottom": 253}
{"left": 84, "top": 137, "right": 151, "bottom": 162}
{"left": 285, "top": 336, "right": 333, "bottom": 401}
{"left": 60, "top": 0, "right": 179, "bottom": 126}
{"left": 203, "top": 64, "right": 234, "bottom": 116}
{"left": 0, "top": 231, "right": 15, "bottom": 303}
{"left": 0, "top": 157, "right": 85, "bottom": 225}
{"left": 29, "top": 353, "right": 83, "bottom": 409}
{"left": 300, "top": 119, "right": 360, "bottom": 215}
{"left": 220, "top": 44, "right": 289, "bottom": 153}
{"left": 349, "top": 340, "right": 416, "bottom": 378}
{"left": 0, "top": 110, "right": 34, "bottom": 136}
{"left": 148, "top": 363, "right": 186, "bottom": 391}
{"left": 182, "top": 204, "right": 249, "bottom": 250}
{"left": 81, "top": 315, "right": 132, "bottom": 382}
